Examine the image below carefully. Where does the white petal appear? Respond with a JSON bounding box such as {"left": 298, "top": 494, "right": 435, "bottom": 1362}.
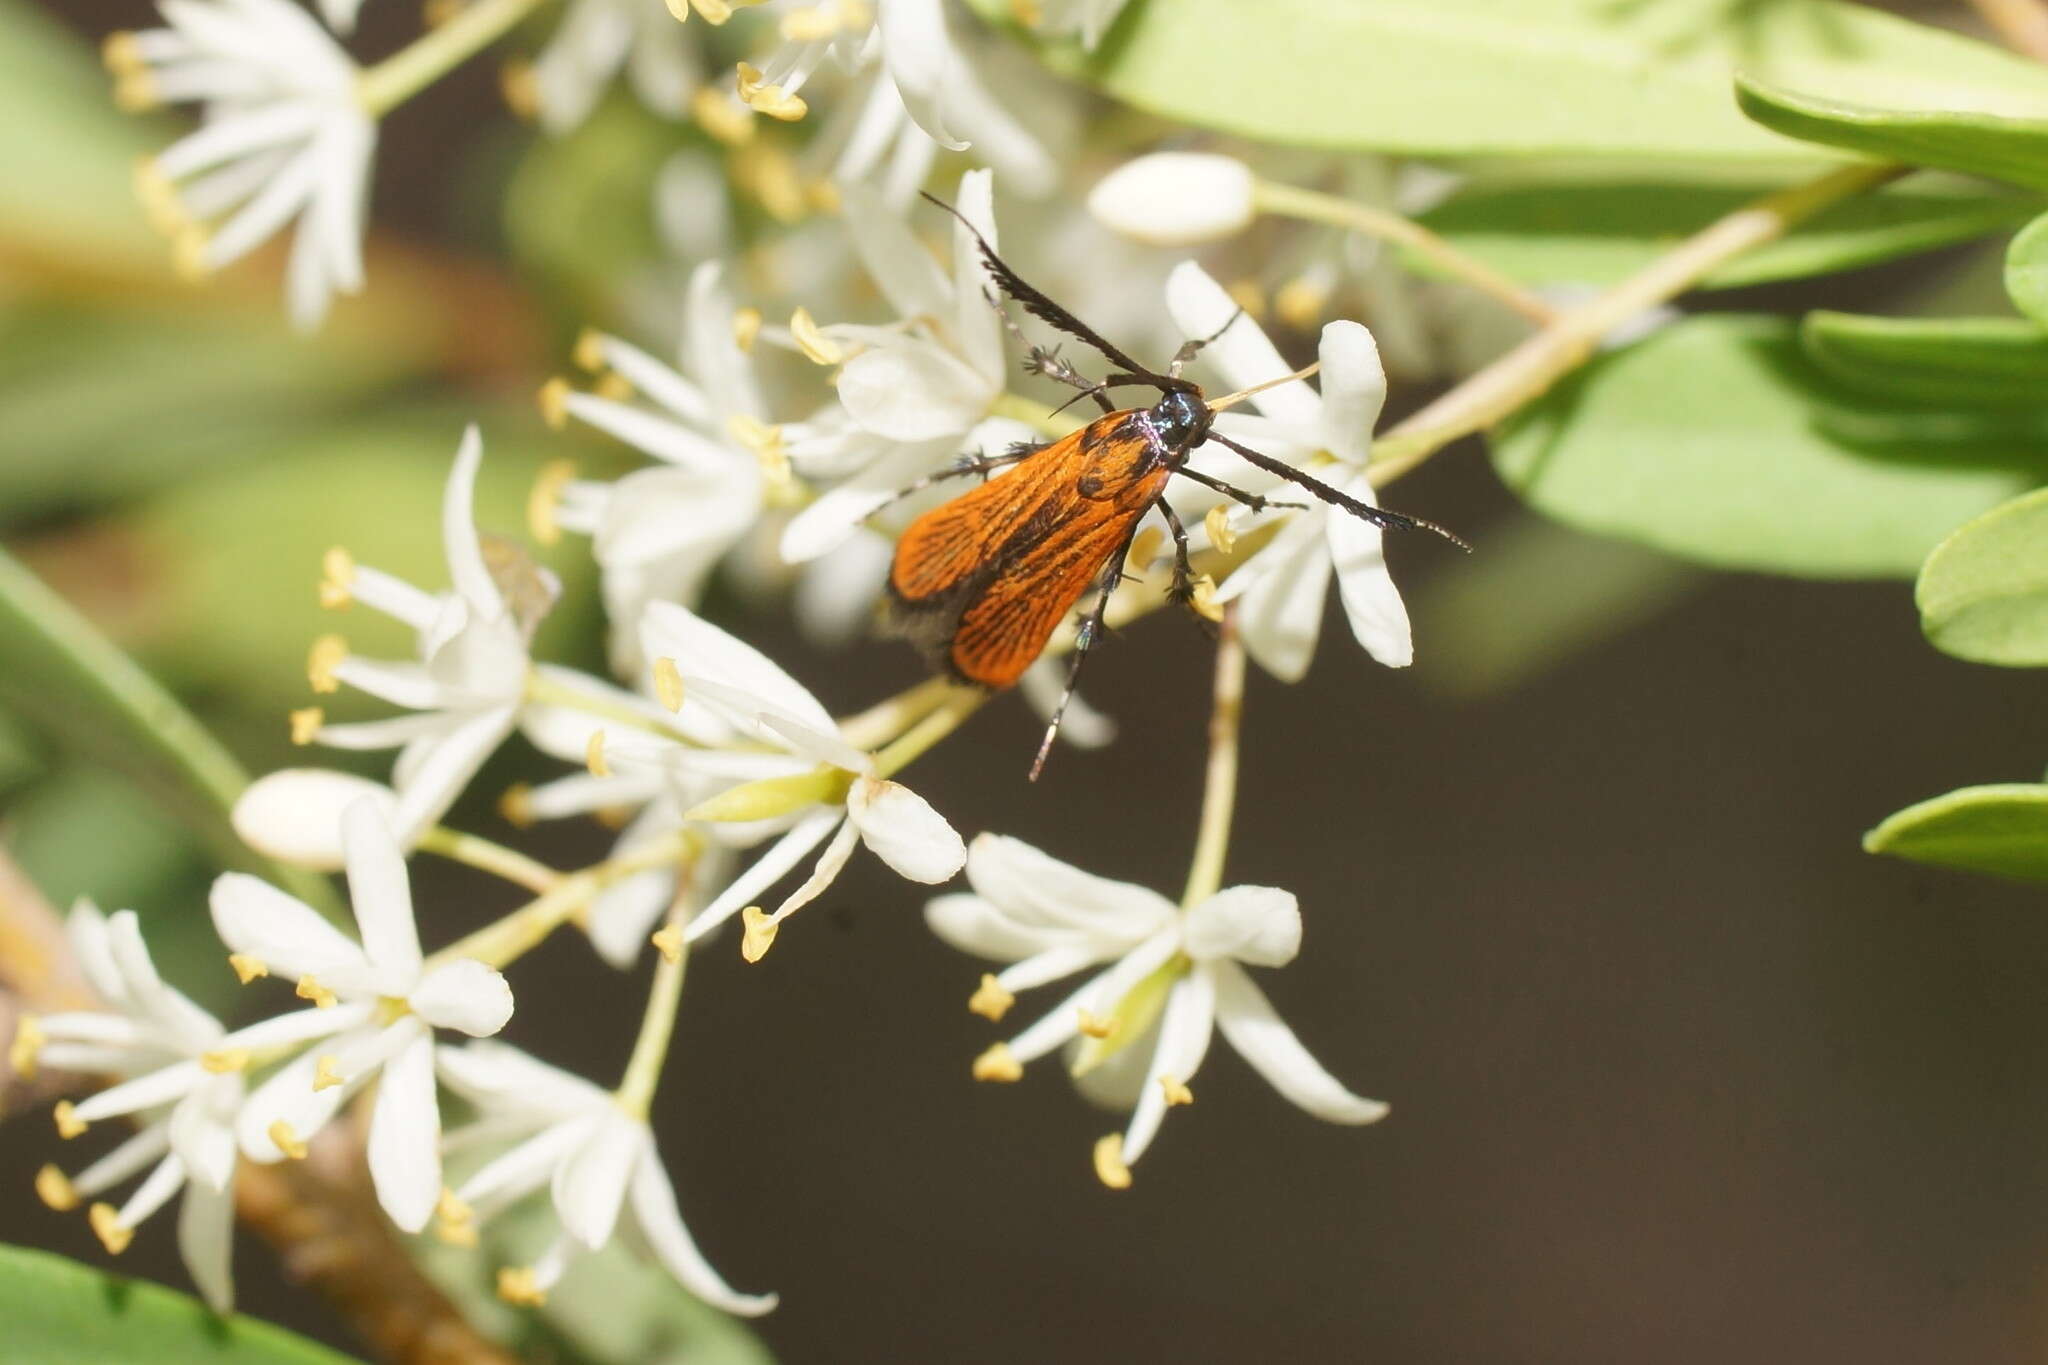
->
{"left": 436, "top": 1039, "right": 606, "bottom": 1116}
{"left": 876, "top": 0, "right": 969, "bottom": 150}
{"left": 168, "top": 1078, "right": 239, "bottom": 1193}
{"left": 793, "top": 528, "right": 895, "bottom": 646}
{"left": 922, "top": 894, "right": 1045, "bottom": 962}
{"left": 1326, "top": 469, "right": 1413, "bottom": 669}
{"left": 949, "top": 168, "right": 1004, "bottom": 384}
{"left": 208, "top": 872, "right": 369, "bottom": 985}
{"left": 65, "top": 899, "right": 126, "bottom": 1009}
{"left": 554, "top": 1110, "right": 640, "bottom": 1249}
{"left": 639, "top": 601, "right": 835, "bottom": 736}
{"left": 769, "top": 816, "right": 861, "bottom": 919}
{"left": 72, "top": 1061, "right": 205, "bottom": 1124}
{"left": 389, "top": 705, "right": 518, "bottom": 844}
{"left": 366, "top": 1028, "right": 440, "bottom": 1231}
{"left": 233, "top": 770, "right": 399, "bottom": 870}
{"left": 962, "top": 833, "right": 1177, "bottom": 942}
{"left": 1183, "top": 886, "right": 1301, "bottom": 967}
{"left": 177, "top": 1180, "right": 236, "bottom": 1313}
{"left": 586, "top": 867, "right": 676, "bottom": 969}
{"left": 1121, "top": 969, "right": 1216, "bottom": 1165}
{"left": 1236, "top": 510, "right": 1333, "bottom": 684}
{"left": 1088, "top": 153, "right": 1255, "bottom": 246}
{"left": 221, "top": 1001, "right": 372, "bottom": 1053}
{"left": 840, "top": 183, "right": 950, "bottom": 321}
{"left": 342, "top": 797, "right": 420, "bottom": 983}
{"left": 1163, "top": 262, "right": 1320, "bottom": 427}
{"left": 235, "top": 1030, "right": 368, "bottom": 1160}
{"left": 836, "top": 343, "right": 989, "bottom": 442}
{"left": 441, "top": 426, "right": 502, "bottom": 616}
{"left": 684, "top": 809, "right": 841, "bottom": 941}
{"left": 1210, "top": 961, "right": 1388, "bottom": 1124}
{"left": 846, "top": 778, "right": 964, "bottom": 883}
{"left": 779, "top": 440, "right": 946, "bottom": 564}
{"left": 628, "top": 1141, "right": 777, "bottom": 1316}
{"left": 408, "top": 959, "right": 513, "bottom": 1037}
{"left": 1314, "top": 322, "right": 1388, "bottom": 465}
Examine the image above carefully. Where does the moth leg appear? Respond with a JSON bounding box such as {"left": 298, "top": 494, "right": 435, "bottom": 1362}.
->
{"left": 981, "top": 287, "right": 1117, "bottom": 415}
{"left": 1154, "top": 497, "right": 1198, "bottom": 607}
{"left": 872, "top": 447, "right": 1035, "bottom": 515}
{"left": 1168, "top": 306, "right": 1245, "bottom": 379}
{"left": 1172, "top": 465, "right": 1308, "bottom": 515}
{"left": 1029, "top": 526, "right": 1141, "bottom": 783}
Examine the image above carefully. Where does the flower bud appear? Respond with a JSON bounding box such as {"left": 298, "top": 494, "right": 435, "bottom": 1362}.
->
{"left": 232, "top": 769, "right": 399, "bottom": 870}
{"left": 1087, "top": 153, "right": 1257, "bottom": 246}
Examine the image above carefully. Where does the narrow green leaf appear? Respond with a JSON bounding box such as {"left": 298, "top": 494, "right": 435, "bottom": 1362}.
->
{"left": 0, "top": 546, "right": 337, "bottom": 913}
{"left": 976, "top": 0, "right": 2046, "bottom": 160}
{"left": 1916, "top": 485, "right": 2048, "bottom": 666}
{"left": 0, "top": 1242, "right": 360, "bottom": 1365}
{"left": 1414, "top": 175, "right": 2039, "bottom": 291}
{"left": 2006, "top": 210, "right": 2048, "bottom": 327}
{"left": 1736, "top": 74, "right": 2048, "bottom": 190}
{"left": 1801, "top": 313, "right": 2048, "bottom": 408}
{"left": 1864, "top": 783, "right": 2048, "bottom": 881}
{"left": 1492, "top": 315, "right": 2048, "bottom": 578}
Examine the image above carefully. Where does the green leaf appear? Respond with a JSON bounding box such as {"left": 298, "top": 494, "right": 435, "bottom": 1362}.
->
{"left": 1916, "top": 484, "right": 2048, "bottom": 666}
{"left": 1864, "top": 783, "right": 2048, "bottom": 881}
{"left": 2006, "top": 210, "right": 2048, "bottom": 327}
{"left": 975, "top": 0, "right": 2045, "bottom": 160}
{"left": 1736, "top": 74, "right": 2048, "bottom": 190}
{"left": 1414, "top": 174, "right": 2041, "bottom": 291}
{"left": 1492, "top": 315, "right": 2048, "bottom": 578}
{"left": 0, "top": 1242, "right": 360, "bottom": 1365}
{"left": 0, "top": 545, "right": 338, "bottom": 914}
{"left": 1800, "top": 312, "right": 2048, "bottom": 408}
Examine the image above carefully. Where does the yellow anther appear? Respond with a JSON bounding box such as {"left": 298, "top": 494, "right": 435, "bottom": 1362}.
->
{"left": 306, "top": 634, "right": 346, "bottom": 694}
{"left": 735, "top": 61, "right": 808, "bottom": 119}
{"left": 102, "top": 30, "right": 143, "bottom": 75}
{"left": 1274, "top": 275, "right": 1330, "bottom": 332}
{"left": 726, "top": 414, "right": 791, "bottom": 483}
{"left": 435, "top": 1188, "right": 477, "bottom": 1246}
{"left": 807, "top": 178, "right": 842, "bottom": 214}
{"left": 1225, "top": 278, "right": 1268, "bottom": 322}
{"left": 1077, "top": 1010, "right": 1119, "bottom": 1040}
{"left": 651, "top": 924, "right": 684, "bottom": 964}
{"left": 497, "top": 1266, "right": 547, "bottom": 1307}
{"left": 1204, "top": 503, "right": 1237, "bottom": 555}
{"left": 585, "top": 730, "right": 610, "bottom": 778}
{"left": 971, "top": 1042, "right": 1022, "bottom": 1083}
{"left": 89, "top": 1203, "right": 134, "bottom": 1254}
{"left": 171, "top": 224, "right": 210, "bottom": 282}
{"left": 652, "top": 656, "right": 685, "bottom": 712}
{"left": 968, "top": 974, "right": 1014, "bottom": 1022}
{"left": 1092, "top": 1133, "right": 1133, "bottom": 1190}
{"left": 436, "top": 1187, "right": 473, "bottom": 1223}
{"left": 1125, "top": 527, "right": 1163, "bottom": 576}
{"left": 663, "top": 0, "right": 690, "bottom": 18}
{"left": 499, "top": 783, "right": 535, "bottom": 829}
{"left": 228, "top": 953, "right": 269, "bottom": 984}
{"left": 1189, "top": 574, "right": 1225, "bottom": 623}
{"left": 692, "top": 87, "right": 755, "bottom": 144}
{"left": 537, "top": 376, "right": 572, "bottom": 431}
{"left": 422, "top": 0, "right": 462, "bottom": 26}
{"left": 739, "top": 143, "right": 807, "bottom": 222}
{"left": 593, "top": 805, "right": 633, "bottom": 830}
{"left": 740, "top": 906, "right": 779, "bottom": 963}
{"left": 132, "top": 160, "right": 186, "bottom": 237}
{"left": 312, "top": 1054, "right": 345, "bottom": 1092}
{"left": 296, "top": 975, "right": 338, "bottom": 1010}
{"left": 269, "top": 1120, "right": 309, "bottom": 1160}
{"left": 9, "top": 1015, "right": 42, "bottom": 1080}
{"left": 1010, "top": 0, "right": 1043, "bottom": 23}
{"left": 572, "top": 327, "right": 608, "bottom": 372}
{"left": 35, "top": 1164, "right": 78, "bottom": 1211}
{"left": 112, "top": 72, "right": 159, "bottom": 113}
{"left": 1160, "top": 1074, "right": 1193, "bottom": 1107}
{"left": 54, "top": 1102, "right": 85, "bottom": 1139}
{"left": 527, "top": 457, "right": 576, "bottom": 547}
{"left": 732, "top": 306, "right": 763, "bottom": 352}
{"left": 779, "top": 5, "right": 839, "bottom": 40}
{"left": 199, "top": 1048, "right": 251, "bottom": 1075}
{"left": 594, "top": 371, "right": 634, "bottom": 402}
{"left": 499, "top": 57, "right": 539, "bottom": 121}
{"left": 319, "top": 545, "right": 355, "bottom": 609}
{"left": 289, "top": 707, "right": 324, "bottom": 746}
{"left": 789, "top": 307, "right": 846, "bottom": 365}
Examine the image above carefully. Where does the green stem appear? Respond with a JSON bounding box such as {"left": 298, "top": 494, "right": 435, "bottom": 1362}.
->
{"left": 836, "top": 675, "right": 956, "bottom": 752}
{"left": 415, "top": 826, "right": 560, "bottom": 894}
{"left": 872, "top": 688, "right": 984, "bottom": 779}
{"left": 426, "top": 830, "right": 697, "bottom": 970}
{"left": 1253, "top": 178, "right": 1560, "bottom": 326}
{"left": 615, "top": 927, "right": 686, "bottom": 1119}
{"left": 1369, "top": 161, "right": 1906, "bottom": 484}
{"left": 356, "top": 0, "right": 552, "bottom": 115}
{"left": 1180, "top": 605, "right": 1245, "bottom": 908}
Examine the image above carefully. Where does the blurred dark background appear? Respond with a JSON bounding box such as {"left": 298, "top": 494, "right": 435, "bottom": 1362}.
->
{"left": 9, "top": 1, "right": 2048, "bottom": 1362}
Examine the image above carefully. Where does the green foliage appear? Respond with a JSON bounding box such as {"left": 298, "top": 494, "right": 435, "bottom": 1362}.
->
{"left": 1737, "top": 75, "right": 2048, "bottom": 191}
{"left": 1915, "top": 485, "right": 2048, "bottom": 666}
{"left": 1492, "top": 315, "right": 2048, "bottom": 579}
{"left": 1800, "top": 313, "right": 2048, "bottom": 409}
{"left": 1864, "top": 784, "right": 2048, "bottom": 882}
{"left": 0, "top": 1243, "right": 360, "bottom": 1365}
{"left": 976, "top": 0, "right": 2039, "bottom": 160}
{"left": 2006, "top": 211, "right": 2048, "bottom": 327}
{"left": 1414, "top": 175, "right": 2040, "bottom": 291}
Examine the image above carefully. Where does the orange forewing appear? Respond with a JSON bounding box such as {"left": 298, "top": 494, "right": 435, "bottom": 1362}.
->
{"left": 888, "top": 411, "right": 1172, "bottom": 690}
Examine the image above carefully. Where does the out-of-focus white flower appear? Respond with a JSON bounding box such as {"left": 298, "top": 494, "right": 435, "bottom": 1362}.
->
{"left": 232, "top": 769, "right": 397, "bottom": 871}
{"left": 213, "top": 800, "right": 514, "bottom": 1232}
{"left": 1027, "top": 0, "right": 1129, "bottom": 47}
{"left": 108, "top": 0, "right": 374, "bottom": 329}
{"left": 542, "top": 263, "right": 771, "bottom": 673}
{"left": 1163, "top": 262, "right": 1412, "bottom": 682}
{"left": 636, "top": 602, "right": 965, "bottom": 958}
{"left": 529, "top": 0, "right": 703, "bottom": 133}
{"left": 927, "top": 835, "right": 1387, "bottom": 1185}
{"left": 1088, "top": 153, "right": 1257, "bottom": 247}
{"left": 438, "top": 1041, "right": 776, "bottom": 1315}
{"left": 26, "top": 903, "right": 240, "bottom": 1309}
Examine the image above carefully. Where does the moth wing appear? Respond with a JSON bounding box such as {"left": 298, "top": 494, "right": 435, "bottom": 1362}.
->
{"left": 947, "top": 507, "right": 1145, "bottom": 689}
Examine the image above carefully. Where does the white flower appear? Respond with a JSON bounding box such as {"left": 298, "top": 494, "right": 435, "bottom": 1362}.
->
{"left": 927, "top": 835, "right": 1386, "bottom": 1184}
{"left": 28, "top": 902, "right": 240, "bottom": 1310}
{"left": 232, "top": 769, "right": 398, "bottom": 871}
{"left": 636, "top": 601, "right": 965, "bottom": 956}
{"left": 1027, "top": 0, "right": 1129, "bottom": 47}
{"left": 1088, "top": 153, "right": 1258, "bottom": 247}
{"left": 1164, "top": 262, "right": 1413, "bottom": 682}
{"left": 544, "top": 263, "right": 771, "bottom": 673}
{"left": 110, "top": 0, "right": 374, "bottom": 329}
{"left": 437, "top": 1041, "right": 776, "bottom": 1315}
{"left": 529, "top": 0, "right": 702, "bottom": 133}
{"left": 212, "top": 799, "right": 514, "bottom": 1232}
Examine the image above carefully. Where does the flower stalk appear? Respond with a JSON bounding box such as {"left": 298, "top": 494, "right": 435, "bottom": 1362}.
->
{"left": 415, "top": 826, "right": 562, "bottom": 894}
{"left": 615, "top": 918, "right": 688, "bottom": 1119}
{"left": 428, "top": 830, "right": 699, "bottom": 971}
{"left": 1181, "top": 604, "right": 1245, "bottom": 908}
{"left": 357, "top": 0, "right": 555, "bottom": 115}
